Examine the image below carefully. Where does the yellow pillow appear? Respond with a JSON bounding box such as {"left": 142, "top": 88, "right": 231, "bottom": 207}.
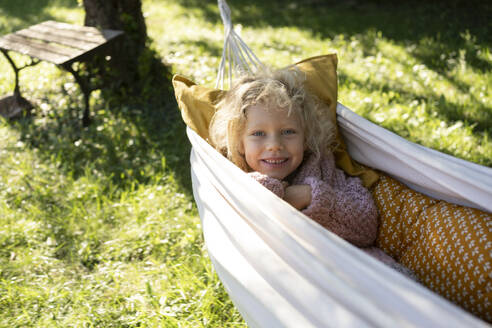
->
{"left": 172, "top": 54, "right": 379, "bottom": 187}
{"left": 373, "top": 174, "right": 492, "bottom": 322}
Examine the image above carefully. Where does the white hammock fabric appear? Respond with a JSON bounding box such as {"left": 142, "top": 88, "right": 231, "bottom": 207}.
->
{"left": 336, "top": 104, "right": 492, "bottom": 213}
{"left": 186, "top": 1, "right": 492, "bottom": 326}
{"left": 189, "top": 104, "right": 491, "bottom": 328}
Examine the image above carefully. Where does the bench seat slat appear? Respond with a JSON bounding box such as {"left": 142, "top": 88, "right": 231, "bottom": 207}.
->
{"left": 42, "top": 20, "right": 123, "bottom": 39}
{"left": 0, "top": 34, "right": 78, "bottom": 64}
{"left": 17, "top": 29, "right": 100, "bottom": 51}
{"left": 38, "top": 20, "right": 123, "bottom": 44}
{"left": 2, "top": 34, "right": 84, "bottom": 58}
{"left": 30, "top": 24, "right": 109, "bottom": 44}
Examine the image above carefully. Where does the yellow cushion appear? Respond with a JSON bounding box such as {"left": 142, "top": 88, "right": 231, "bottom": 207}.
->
{"left": 172, "top": 54, "right": 379, "bottom": 187}
{"left": 373, "top": 174, "right": 492, "bottom": 322}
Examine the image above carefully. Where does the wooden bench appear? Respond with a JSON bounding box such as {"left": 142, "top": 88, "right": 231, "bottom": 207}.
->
{"left": 0, "top": 20, "right": 123, "bottom": 125}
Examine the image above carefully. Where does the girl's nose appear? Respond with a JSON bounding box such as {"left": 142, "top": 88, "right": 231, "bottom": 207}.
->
{"left": 267, "top": 136, "right": 283, "bottom": 151}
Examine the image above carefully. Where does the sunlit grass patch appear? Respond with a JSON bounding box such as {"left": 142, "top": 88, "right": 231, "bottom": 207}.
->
{"left": 144, "top": 0, "right": 224, "bottom": 85}
{"left": 0, "top": 118, "right": 242, "bottom": 326}
{"left": 332, "top": 29, "right": 491, "bottom": 165}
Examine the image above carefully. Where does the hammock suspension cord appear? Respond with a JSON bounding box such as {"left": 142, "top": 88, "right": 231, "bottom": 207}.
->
{"left": 216, "top": 0, "right": 265, "bottom": 89}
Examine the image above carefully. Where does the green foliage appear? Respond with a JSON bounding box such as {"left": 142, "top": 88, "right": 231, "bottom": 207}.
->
{"left": 0, "top": 0, "right": 490, "bottom": 327}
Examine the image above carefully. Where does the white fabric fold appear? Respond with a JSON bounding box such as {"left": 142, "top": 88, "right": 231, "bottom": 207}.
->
{"left": 336, "top": 103, "right": 492, "bottom": 212}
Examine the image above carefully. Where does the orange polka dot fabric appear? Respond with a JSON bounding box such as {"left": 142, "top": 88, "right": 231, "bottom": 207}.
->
{"left": 372, "top": 174, "right": 491, "bottom": 322}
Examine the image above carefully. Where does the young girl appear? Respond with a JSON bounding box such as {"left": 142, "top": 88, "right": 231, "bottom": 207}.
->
{"left": 209, "top": 67, "right": 416, "bottom": 278}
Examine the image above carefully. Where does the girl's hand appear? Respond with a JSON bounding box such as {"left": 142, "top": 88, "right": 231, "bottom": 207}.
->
{"left": 284, "top": 184, "right": 312, "bottom": 210}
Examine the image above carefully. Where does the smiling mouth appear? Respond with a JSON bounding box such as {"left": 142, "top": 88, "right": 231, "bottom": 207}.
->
{"left": 262, "top": 158, "right": 288, "bottom": 165}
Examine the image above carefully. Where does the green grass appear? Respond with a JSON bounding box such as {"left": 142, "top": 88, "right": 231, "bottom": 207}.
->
{"left": 0, "top": 0, "right": 491, "bottom": 326}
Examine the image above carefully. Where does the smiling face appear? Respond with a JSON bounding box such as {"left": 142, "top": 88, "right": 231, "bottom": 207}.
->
{"left": 240, "top": 104, "right": 305, "bottom": 180}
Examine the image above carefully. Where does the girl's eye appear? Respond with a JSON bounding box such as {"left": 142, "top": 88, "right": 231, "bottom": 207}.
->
{"left": 252, "top": 131, "right": 265, "bottom": 136}
{"left": 282, "top": 129, "right": 296, "bottom": 135}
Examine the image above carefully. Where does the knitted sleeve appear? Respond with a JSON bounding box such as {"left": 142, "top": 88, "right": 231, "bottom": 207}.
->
{"left": 248, "top": 172, "right": 285, "bottom": 198}
{"left": 293, "top": 153, "right": 379, "bottom": 247}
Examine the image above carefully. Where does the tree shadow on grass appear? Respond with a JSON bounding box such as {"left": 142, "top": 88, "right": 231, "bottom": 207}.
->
{"left": 6, "top": 0, "right": 491, "bottom": 193}
{"left": 177, "top": 0, "right": 491, "bottom": 45}
{"left": 3, "top": 63, "right": 199, "bottom": 272}
{"left": 10, "top": 61, "right": 193, "bottom": 197}
{"left": 348, "top": 34, "right": 492, "bottom": 134}
{"left": 174, "top": 0, "right": 492, "bottom": 151}
{"left": 0, "top": 0, "right": 79, "bottom": 34}
{"left": 170, "top": 39, "right": 223, "bottom": 58}
{"left": 339, "top": 70, "right": 491, "bottom": 137}
{"left": 7, "top": 74, "right": 193, "bottom": 268}
{"left": 175, "top": 0, "right": 491, "bottom": 79}
{"left": 1, "top": 0, "right": 195, "bottom": 193}
{"left": 1, "top": 2, "right": 199, "bottom": 276}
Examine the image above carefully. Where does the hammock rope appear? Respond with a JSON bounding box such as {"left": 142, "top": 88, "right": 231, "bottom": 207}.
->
{"left": 216, "top": 0, "right": 264, "bottom": 89}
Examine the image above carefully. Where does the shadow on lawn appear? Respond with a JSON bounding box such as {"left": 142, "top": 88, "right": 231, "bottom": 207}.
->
{"left": 177, "top": 0, "right": 491, "bottom": 46}
{"left": 339, "top": 70, "right": 491, "bottom": 136}
{"left": 186, "top": 0, "right": 491, "bottom": 73}
{"left": 5, "top": 63, "right": 191, "bottom": 271}
{"left": 215, "top": 0, "right": 492, "bottom": 135}
{"left": 0, "top": 0, "right": 78, "bottom": 34}
{"left": 179, "top": 0, "right": 492, "bottom": 134}
{"left": 348, "top": 33, "right": 491, "bottom": 136}
{"left": 2, "top": 0, "right": 195, "bottom": 193}
{"left": 11, "top": 71, "right": 193, "bottom": 195}
{"left": 187, "top": 0, "right": 492, "bottom": 72}
{"left": 170, "top": 39, "right": 223, "bottom": 58}
{"left": 1, "top": 0, "right": 192, "bottom": 193}
{"left": 6, "top": 0, "right": 492, "bottom": 190}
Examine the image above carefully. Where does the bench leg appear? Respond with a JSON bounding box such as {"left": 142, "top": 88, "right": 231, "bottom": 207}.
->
{"left": 0, "top": 49, "right": 36, "bottom": 117}
{"left": 1, "top": 49, "right": 22, "bottom": 97}
{"left": 62, "top": 64, "right": 93, "bottom": 127}
{"left": 1, "top": 50, "right": 40, "bottom": 96}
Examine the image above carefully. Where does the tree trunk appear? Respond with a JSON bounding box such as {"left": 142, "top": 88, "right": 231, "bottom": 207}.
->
{"left": 82, "top": 0, "right": 148, "bottom": 95}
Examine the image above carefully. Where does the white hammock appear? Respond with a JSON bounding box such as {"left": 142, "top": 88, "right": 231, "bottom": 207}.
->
{"left": 189, "top": 105, "right": 491, "bottom": 328}
{"left": 187, "top": 1, "right": 492, "bottom": 326}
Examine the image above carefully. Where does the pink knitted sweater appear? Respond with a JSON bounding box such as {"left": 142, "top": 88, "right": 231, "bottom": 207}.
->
{"left": 249, "top": 152, "right": 378, "bottom": 246}
{"left": 249, "top": 152, "right": 417, "bottom": 279}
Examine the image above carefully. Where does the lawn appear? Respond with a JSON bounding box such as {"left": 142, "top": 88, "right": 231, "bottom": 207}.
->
{"left": 0, "top": 0, "right": 490, "bottom": 327}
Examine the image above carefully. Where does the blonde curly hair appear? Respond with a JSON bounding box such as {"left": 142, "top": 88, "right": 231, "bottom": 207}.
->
{"left": 209, "top": 67, "right": 336, "bottom": 172}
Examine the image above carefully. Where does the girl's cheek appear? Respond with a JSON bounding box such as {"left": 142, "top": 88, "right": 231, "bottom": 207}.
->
{"left": 250, "top": 139, "right": 262, "bottom": 147}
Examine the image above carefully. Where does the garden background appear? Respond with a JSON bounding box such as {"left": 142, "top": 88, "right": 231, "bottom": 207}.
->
{"left": 0, "top": 0, "right": 490, "bottom": 326}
